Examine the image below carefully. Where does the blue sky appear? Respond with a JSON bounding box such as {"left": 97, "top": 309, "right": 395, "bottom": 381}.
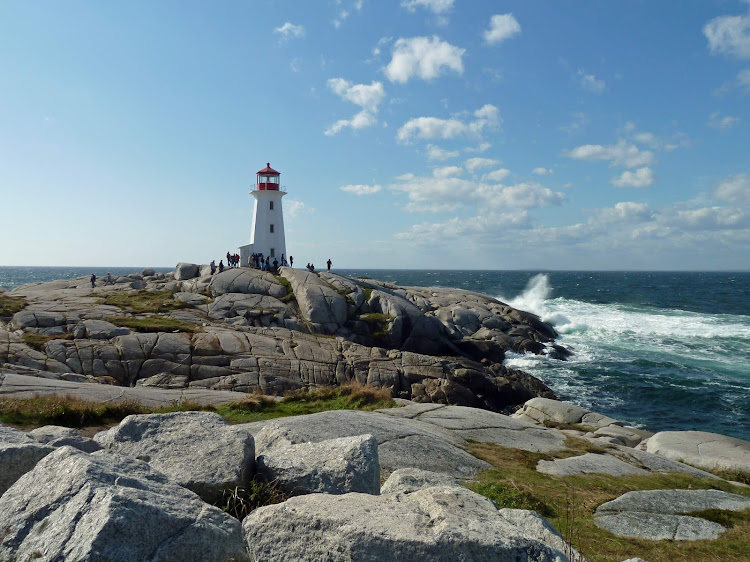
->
{"left": 1, "top": 0, "right": 749, "bottom": 270}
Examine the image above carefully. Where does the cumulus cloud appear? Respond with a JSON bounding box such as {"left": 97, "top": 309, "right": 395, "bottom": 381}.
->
{"left": 327, "top": 79, "right": 385, "bottom": 112}
{"left": 715, "top": 173, "right": 750, "bottom": 207}
{"left": 433, "top": 166, "right": 462, "bottom": 178}
{"left": 340, "top": 184, "right": 382, "bottom": 195}
{"left": 274, "top": 22, "right": 305, "bottom": 41}
{"left": 325, "top": 110, "right": 377, "bottom": 135}
{"left": 483, "top": 168, "right": 511, "bottom": 182}
{"left": 325, "top": 79, "right": 385, "bottom": 135}
{"left": 389, "top": 173, "right": 565, "bottom": 213}
{"left": 704, "top": 8, "right": 750, "bottom": 58}
{"left": 597, "top": 202, "right": 654, "bottom": 223}
{"left": 739, "top": 68, "right": 750, "bottom": 91}
{"left": 673, "top": 207, "right": 747, "bottom": 230}
{"left": 397, "top": 104, "right": 500, "bottom": 142}
{"left": 483, "top": 14, "right": 521, "bottom": 45}
{"left": 568, "top": 140, "right": 656, "bottom": 168}
{"left": 611, "top": 167, "right": 655, "bottom": 188}
{"left": 401, "top": 0, "right": 453, "bottom": 14}
{"left": 576, "top": 70, "right": 606, "bottom": 94}
{"left": 285, "top": 199, "right": 313, "bottom": 218}
{"left": 465, "top": 157, "right": 499, "bottom": 173}
{"left": 426, "top": 144, "right": 459, "bottom": 160}
{"left": 384, "top": 36, "right": 465, "bottom": 83}
{"left": 395, "top": 211, "right": 531, "bottom": 240}
{"left": 532, "top": 167, "right": 554, "bottom": 176}
{"left": 708, "top": 111, "right": 740, "bottom": 130}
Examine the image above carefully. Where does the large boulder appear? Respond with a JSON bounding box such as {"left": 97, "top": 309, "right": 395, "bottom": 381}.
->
{"left": 280, "top": 269, "right": 348, "bottom": 333}
{"left": 29, "top": 425, "right": 102, "bottom": 453}
{"left": 242, "top": 484, "right": 571, "bottom": 561}
{"left": 0, "top": 426, "right": 55, "bottom": 496}
{"left": 209, "top": 268, "right": 287, "bottom": 299}
{"left": 255, "top": 426, "right": 380, "bottom": 496}
{"left": 637, "top": 430, "right": 750, "bottom": 476}
{"left": 0, "top": 447, "right": 249, "bottom": 561}
{"left": 174, "top": 262, "right": 200, "bottom": 281}
{"left": 94, "top": 411, "right": 255, "bottom": 502}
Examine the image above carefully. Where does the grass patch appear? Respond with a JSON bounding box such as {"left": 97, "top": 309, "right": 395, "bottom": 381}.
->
{"left": 109, "top": 316, "right": 199, "bottom": 333}
{"left": 217, "top": 481, "right": 290, "bottom": 521}
{"left": 0, "top": 384, "right": 396, "bottom": 429}
{"left": 361, "top": 287, "right": 373, "bottom": 301}
{"left": 0, "top": 395, "right": 147, "bottom": 427}
{"left": 466, "top": 441, "right": 750, "bottom": 562}
{"left": 542, "top": 419, "right": 596, "bottom": 432}
{"left": 358, "top": 313, "right": 394, "bottom": 339}
{"left": 96, "top": 290, "right": 191, "bottom": 313}
{"left": 274, "top": 275, "right": 296, "bottom": 303}
{"left": 213, "top": 382, "right": 396, "bottom": 424}
{"left": 0, "top": 294, "right": 27, "bottom": 316}
{"left": 711, "top": 468, "right": 750, "bottom": 485}
{"left": 22, "top": 331, "right": 75, "bottom": 351}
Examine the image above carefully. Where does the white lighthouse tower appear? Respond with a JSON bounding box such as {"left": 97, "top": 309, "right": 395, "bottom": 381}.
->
{"left": 238, "top": 163, "right": 287, "bottom": 267}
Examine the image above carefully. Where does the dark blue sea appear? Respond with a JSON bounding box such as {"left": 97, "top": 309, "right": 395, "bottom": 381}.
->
{"left": 2, "top": 267, "right": 749, "bottom": 441}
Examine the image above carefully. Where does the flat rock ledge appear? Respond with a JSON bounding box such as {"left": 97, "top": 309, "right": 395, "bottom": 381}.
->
{"left": 594, "top": 489, "right": 750, "bottom": 541}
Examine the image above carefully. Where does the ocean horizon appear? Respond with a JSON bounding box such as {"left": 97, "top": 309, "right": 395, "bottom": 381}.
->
{"left": 2, "top": 266, "right": 749, "bottom": 442}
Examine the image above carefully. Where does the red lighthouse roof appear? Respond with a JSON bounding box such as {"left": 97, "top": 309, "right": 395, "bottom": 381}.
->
{"left": 257, "top": 162, "right": 279, "bottom": 175}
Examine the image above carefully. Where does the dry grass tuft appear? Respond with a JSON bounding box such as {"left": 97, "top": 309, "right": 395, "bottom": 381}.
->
{"left": 0, "top": 294, "right": 27, "bottom": 316}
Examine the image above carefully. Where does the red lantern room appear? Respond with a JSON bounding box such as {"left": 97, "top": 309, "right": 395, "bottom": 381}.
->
{"left": 256, "top": 162, "right": 281, "bottom": 191}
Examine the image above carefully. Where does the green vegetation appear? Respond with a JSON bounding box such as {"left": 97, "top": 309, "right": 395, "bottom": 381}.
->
{"left": 0, "top": 383, "right": 397, "bottom": 428}
{"left": 361, "top": 287, "right": 373, "bottom": 301}
{"left": 0, "top": 294, "right": 27, "bottom": 316}
{"left": 0, "top": 395, "right": 147, "bottom": 427}
{"left": 108, "top": 316, "right": 200, "bottom": 333}
{"left": 21, "top": 331, "right": 74, "bottom": 351}
{"left": 466, "top": 441, "right": 750, "bottom": 562}
{"left": 542, "top": 419, "right": 596, "bottom": 433}
{"left": 274, "top": 275, "right": 296, "bottom": 303}
{"left": 217, "top": 481, "right": 290, "bottom": 521}
{"left": 358, "top": 313, "right": 394, "bottom": 339}
{"left": 95, "top": 290, "right": 190, "bottom": 314}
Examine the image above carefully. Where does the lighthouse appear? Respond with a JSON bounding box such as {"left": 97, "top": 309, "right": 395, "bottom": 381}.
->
{"left": 238, "top": 163, "right": 287, "bottom": 267}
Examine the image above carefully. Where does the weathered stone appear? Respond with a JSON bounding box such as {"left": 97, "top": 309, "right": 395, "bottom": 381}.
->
{"left": 594, "top": 489, "right": 750, "bottom": 541}
{"left": 173, "top": 291, "right": 210, "bottom": 305}
{"left": 174, "top": 262, "right": 200, "bottom": 280}
{"left": 80, "top": 319, "right": 130, "bottom": 339}
{"left": 256, "top": 428, "right": 380, "bottom": 495}
{"left": 513, "top": 397, "right": 590, "bottom": 425}
{"left": 281, "top": 269, "right": 348, "bottom": 332}
{"left": 135, "top": 372, "right": 190, "bottom": 388}
{"left": 637, "top": 430, "right": 750, "bottom": 476}
{"left": 242, "top": 485, "right": 571, "bottom": 561}
{"left": 1, "top": 427, "right": 56, "bottom": 495}
{"left": 0, "top": 447, "right": 249, "bottom": 561}
{"left": 380, "top": 467, "right": 459, "bottom": 495}
{"left": 210, "top": 268, "right": 287, "bottom": 299}
{"left": 29, "top": 425, "right": 102, "bottom": 453}
{"left": 537, "top": 453, "right": 648, "bottom": 477}
{"left": 94, "top": 411, "right": 255, "bottom": 502}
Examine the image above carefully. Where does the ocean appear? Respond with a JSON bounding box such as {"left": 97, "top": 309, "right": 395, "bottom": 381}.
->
{"left": 2, "top": 267, "right": 749, "bottom": 441}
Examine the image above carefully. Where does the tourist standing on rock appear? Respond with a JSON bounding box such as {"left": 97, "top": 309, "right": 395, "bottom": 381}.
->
{"left": 90, "top": 273, "right": 96, "bottom": 288}
{"left": 210, "top": 260, "right": 216, "bottom": 275}
{"left": 106, "top": 272, "right": 112, "bottom": 285}
{"left": 289, "top": 256, "right": 293, "bottom": 268}
{"left": 327, "top": 259, "right": 332, "bottom": 271}
{"left": 219, "top": 260, "right": 224, "bottom": 273}
{"left": 273, "top": 258, "right": 279, "bottom": 271}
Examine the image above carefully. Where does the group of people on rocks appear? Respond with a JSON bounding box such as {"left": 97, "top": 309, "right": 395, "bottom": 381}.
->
{"left": 207, "top": 252, "right": 332, "bottom": 276}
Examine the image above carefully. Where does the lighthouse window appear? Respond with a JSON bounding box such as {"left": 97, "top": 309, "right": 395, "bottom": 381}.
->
{"left": 270, "top": 201, "right": 274, "bottom": 210}
{"left": 270, "top": 224, "right": 274, "bottom": 233}
{"left": 270, "top": 248, "right": 275, "bottom": 257}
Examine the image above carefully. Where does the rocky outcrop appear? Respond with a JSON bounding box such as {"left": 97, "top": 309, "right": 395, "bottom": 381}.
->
{"left": 0, "top": 425, "right": 55, "bottom": 495}
{"left": 0, "top": 447, "right": 249, "bottom": 561}
{"left": 93, "top": 411, "right": 256, "bottom": 502}
{"left": 242, "top": 482, "right": 572, "bottom": 561}
{"left": 29, "top": 425, "right": 102, "bottom": 453}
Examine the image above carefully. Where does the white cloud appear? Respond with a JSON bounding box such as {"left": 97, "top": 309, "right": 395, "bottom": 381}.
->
{"left": 285, "top": 199, "right": 313, "bottom": 218}
{"left": 739, "top": 68, "right": 750, "bottom": 91}
{"left": 465, "top": 142, "right": 492, "bottom": 153}
{"left": 389, "top": 173, "right": 565, "bottom": 213}
{"left": 483, "top": 14, "right": 521, "bottom": 45}
{"left": 704, "top": 9, "right": 750, "bottom": 58}
{"left": 715, "top": 174, "right": 750, "bottom": 207}
{"left": 597, "top": 202, "right": 654, "bottom": 223}
{"left": 576, "top": 70, "right": 606, "bottom": 94}
{"left": 325, "top": 79, "right": 385, "bottom": 135}
{"left": 568, "top": 140, "right": 656, "bottom": 168}
{"left": 426, "top": 144, "right": 459, "bottom": 160}
{"left": 327, "top": 79, "right": 385, "bottom": 112}
{"left": 673, "top": 207, "right": 747, "bottom": 230}
{"left": 397, "top": 104, "right": 500, "bottom": 142}
{"left": 433, "top": 166, "right": 462, "bottom": 178}
{"left": 274, "top": 22, "right": 305, "bottom": 41}
{"left": 324, "top": 110, "right": 377, "bottom": 135}
{"left": 384, "top": 36, "right": 465, "bottom": 83}
{"left": 483, "top": 168, "right": 511, "bottom": 182}
{"left": 401, "top": 0, "right": 453, "bottom": 14}
{"left": 395, "top": 211, "right": 531, "bottom": 240}
{"left": 340, "top": 184, "right": 382, "bottom": 195}
{"left": 708, "top": 111, "right": 740, "bottom": 130}
{"left": 611, "top": 167, "right": 655, "bottom": 188}
{"left": 532, "top": 167, "right": 554, "bottom": 176}
{"left": 465, "top": 157, "right": 498, "bottom": 173}
{"left": 290, "top": 58, "right": 302, "bottom": 73}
